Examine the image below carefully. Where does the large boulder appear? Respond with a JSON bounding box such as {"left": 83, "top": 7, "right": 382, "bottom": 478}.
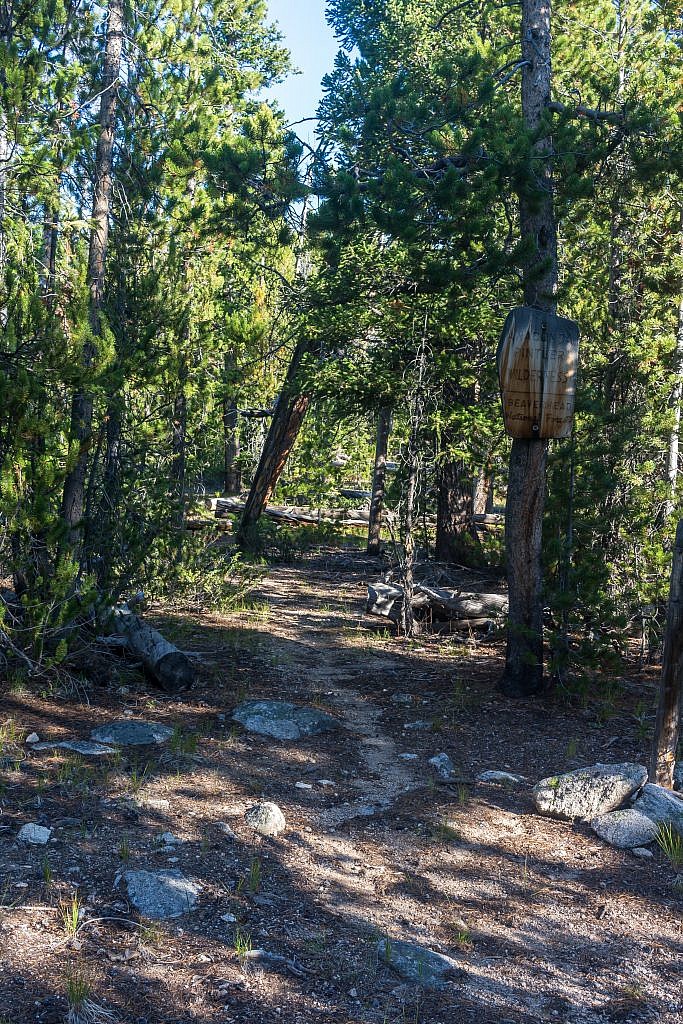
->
{"left": 591, "top": 808, "right": 659, "bottom": 849}
{"left": 91, "top": 719, "right": 173, "bottom": 746}
{"left": 532, "top": 763, "right": 647, "bottom": 821}
{"left": 123, "top": 869, "right": 201, "bottom": 919}
{"left": 632, "top": 783, "right": 683, "bottom": 835}
{"left": 232, "top": 700, "right": 340, "bottom": 741}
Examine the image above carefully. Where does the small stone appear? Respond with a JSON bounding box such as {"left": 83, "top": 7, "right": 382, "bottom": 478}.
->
{"left": 91, "top": 720, "right": 174, "bottom": 746}
{"left": 159, "top": 832, "right": 180, "bottom": 845}
{"left": 391, "top": 694, "right": 413, "bottom": 704}
{"left": 632, "top": 783, "right": 683, "bottom": 834}
{"left": 591, "top": 808, "right": 659, "bottom": 849}
{"left": 398, "top": 753, "right": 419, "bottom": 761}
{"left": 138, "top": 796, "right": 171, "bottom": 812}
{"left": 476, "top": 770, "right": 526, "bottom": 785}
{"left": 429, "top": 753, "right": 454, "bottom": 780}
{"left": 123, "top": 869, "right": 201, "bottom": 919}
{"left": 295, "top": 782, "right": 313, "bottom": 790}
{"left": 221, "top": 912, "right": 237, "bottom": 923}
{"left": 318, "top": 779, "right": 335, "bottom": 787}
{"left": 404, "top": 721, "right": 430, "bottom": 731}
{"left": 232, "top": 700, "right": 339, "bottom": 741}
{"left": 631, "top": 847, "right": 654, "bottom": 859}
{"left": 217, "top": 822, "right": 237, "bottom": 838}
{"left": 18, "top": 823, "right": 52, "bottom": 845}
{"left": 376, "top": 938, "right": 463, "bottom": 989}
{"left": 244, "top": 801, "right": 286, "bottom": 837}
{"left": 532, "top": 763, "right": 647, "bottom": 821}
{"left": 26, "top": 733, "right": 39, "bottom": 744}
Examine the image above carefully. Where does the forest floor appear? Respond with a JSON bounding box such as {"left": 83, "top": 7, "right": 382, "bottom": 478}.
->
{"left": 0, "top": 546, "right": 681, "bottom": 1024}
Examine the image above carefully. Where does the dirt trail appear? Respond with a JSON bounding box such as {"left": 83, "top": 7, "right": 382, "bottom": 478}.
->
{"left": 0, "top": 550, "right": 681, "bottom": 1024}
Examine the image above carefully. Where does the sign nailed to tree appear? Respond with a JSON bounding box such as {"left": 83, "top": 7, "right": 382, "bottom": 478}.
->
{"left": 497, "top": 306, "right": 580, "bottom": 439}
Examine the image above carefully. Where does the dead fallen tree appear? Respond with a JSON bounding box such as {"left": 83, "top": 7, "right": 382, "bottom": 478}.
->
{"left": 207, "top": 496, "right": 373, "bottom": 529}
{"left": 367, "top": 581, "right": 508, "bottom": 631}
{"left": 108, "top": 605, "right": 196, "bottom": 694}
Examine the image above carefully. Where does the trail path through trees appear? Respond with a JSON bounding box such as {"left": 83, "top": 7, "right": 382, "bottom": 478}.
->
{"left": 0, "top": 551, "right": 681, "bottom": 1022}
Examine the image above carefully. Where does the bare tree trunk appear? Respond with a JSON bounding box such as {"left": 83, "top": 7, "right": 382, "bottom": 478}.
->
{"left": 664, "top": 213, "right": 683, "bottom": 519}
{"left": 223, "top": 397, "right": 241, "bottom": 495}
{"left": 223, "top": 353, "right": 241, "bottom": 495}
{"left": 500, "top": 0, "right": 558, "bottom": 697}
{"left": 435, "top": 455, "right": 484, "bottom": 565}
{"left": 61, "top": 0, "right": 123, "bottom": 552}
{"left": 0, "top": 3, "right": 11, "bottom": 331}
{"left": 650, "top": 519, "right": 683, "bottom": 787}
{"left": 367, "top": 407, "right": 391, "bottom": 555}
{"left": 237, "top": 338, "right": 312, "bottom": 542}
{"left": 474, "top": 462, "right": 495, "bottom": 516}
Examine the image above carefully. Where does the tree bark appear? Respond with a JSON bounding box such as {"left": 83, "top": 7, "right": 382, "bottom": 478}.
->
{"left": 61, "top": 0, "right": 123, "bottom": 551}
{"left": 0, "top": 2, "right": 12, "bottom": 331}
{"left": 435, "top": 455, "right": 484, "bottom": 565}
{"left": 237, "top": 338, "right": 312, "bottom": 542}
{"left": 664, "top": 212, "right": 683, "bottom": 518}
{"left": 500, "top": 0, "right": 558, "bottom": 697}
{"left": 650, "top": 519, "right": 683, "bottom": 787}
{"left": 367, "top": 407, "right": 391, "bottom": 555}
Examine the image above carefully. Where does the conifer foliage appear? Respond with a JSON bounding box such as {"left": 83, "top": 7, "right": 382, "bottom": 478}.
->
{"left": 0, "top": 0, "right": 681, "bottom": 692}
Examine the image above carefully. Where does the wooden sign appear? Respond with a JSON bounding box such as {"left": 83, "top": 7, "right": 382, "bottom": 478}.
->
{"left": 497, "top": 306, "right": 579, "bottom": 439}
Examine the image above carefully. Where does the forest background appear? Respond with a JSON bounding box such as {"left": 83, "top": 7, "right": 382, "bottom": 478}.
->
{"left": 0, "top": 0, "right": 681, "bottom": 698}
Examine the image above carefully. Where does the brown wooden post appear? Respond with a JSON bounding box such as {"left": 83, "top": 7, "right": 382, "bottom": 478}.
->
{"left": 367, "top": 407, "right": 391, "bottom": 555}
{"left": 650, "top": 519, "right": 683, "bottom": 787}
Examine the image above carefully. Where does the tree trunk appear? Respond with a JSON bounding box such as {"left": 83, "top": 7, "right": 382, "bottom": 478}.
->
{"left": 0, "top": 3, "right": 11, "bottom": 331}
{"left": 474, "top": 462, "right": 495, "bottom": 515}
{"left": 223, "top": 397, "right": 241, "bottom": 495}
{"left": 367, "top": 407, "right": 391, "bottom": 555}
{"left": 435, "top": 455, "right": 484, "bottom": 565}
{"left": 650, "top": 519, "right": 683, "bottom": 787}
{"left": 237, "top": 338, "right": 312, "bottom": 541}
{"left": 500, "top": 0, "right": 558, "bottom": 697}
{"left": 61, "top": 0, "right": 123, "bottom": 552}
{"left": 664, "top": 213, "right": 683, "bottom": 518}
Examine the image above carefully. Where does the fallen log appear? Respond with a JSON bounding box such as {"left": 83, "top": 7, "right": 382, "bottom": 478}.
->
{"left": 207, "top": 497, "right": 372, "bottom": 529}
{"left": 109, "top": 606, "right": 195, "bottom": 694}
{"left": 367, "top": 582, "right": 508, "bottom": 623}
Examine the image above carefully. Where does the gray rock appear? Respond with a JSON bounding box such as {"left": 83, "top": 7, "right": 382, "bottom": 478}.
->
{"left": 476, "top": 770, "right": 527, "bottom": 785}
{"left": 532, "top": 763, "right": 647, "bottom": 821}
{"left": 25, "top": 732, "right": 39, "bottom": 744}
{"left": 158, "top": 832, "right": 180, "bottom": 846}
{"left": 91, "top": 719, "right": 174, "bottom": 746}
{"left": 123, "top": 869, "right": 200, "bottom": 919}
{"left": 232, "top": 700, "right": 339, "bottom": 741}
{"left": 398, "top": 753, "right": 419, "bottom": 762}
{"left": 632, "top": 783, "right": 683, "bottom": 834}
{"left": 18, "top": 823, "right": 52, "bottom": 844}
{"left": 33, "top": 740, "right": 117, "bottom": 757}
{"left": 245, "top": 801, "right": 286, "bottom": 836}
{"left": 429, "top": 753, "right": 454, "bottom": 780}
{"left": 376, "top": 938, "right": 463, "bottom": 988}
{"left": 631, "top": 847, "right": 654, "bottom": 859}
{"left": 591, "top": 808, "right": 659, "bottom": 848}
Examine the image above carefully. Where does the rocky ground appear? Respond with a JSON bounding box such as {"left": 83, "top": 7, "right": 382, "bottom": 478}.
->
{"left": 0, "top": 549, "right": 681, "bottom": 1023}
